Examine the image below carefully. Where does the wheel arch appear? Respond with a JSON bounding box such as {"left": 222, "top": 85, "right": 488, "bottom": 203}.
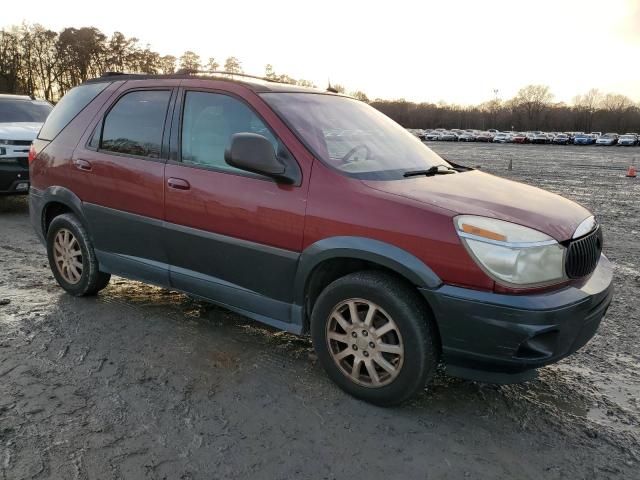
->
{"left": 39, "top": 186, "right": 88, "bottom": 236}
{"left": 294, "top": 237, "right": 442, "bottom": 331}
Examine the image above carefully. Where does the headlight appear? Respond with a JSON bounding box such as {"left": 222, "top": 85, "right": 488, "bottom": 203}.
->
{"left": 455, "top": 215, "right": 565, "bottom": 286}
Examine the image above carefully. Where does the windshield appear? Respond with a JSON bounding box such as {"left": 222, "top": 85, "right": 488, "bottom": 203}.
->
{"left": 0, "top": 98, "right": 52, "bottom": 123}
{"left": 261, "top": 93, "right": 450, "bottom": 180}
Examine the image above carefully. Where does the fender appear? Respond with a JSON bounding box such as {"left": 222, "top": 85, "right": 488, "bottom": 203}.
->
{"left": 293, "top": 236, "right": 443, "bottom": 308}
{"left": 31, "top": 186, "right": 88, "bottom": 239}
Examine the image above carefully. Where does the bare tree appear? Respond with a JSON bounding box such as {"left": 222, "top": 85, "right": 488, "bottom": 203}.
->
{"left": 0, "top": 28, "right": 22, "bottom": 94}
{"left": 205, "top": 57, "right": 219, "bottom": 71}
{"left": 351, "top": 90, "right": 370, "bottom": 102}
{"left": 224, "top": 56, "right": 242, "bottom": 74}
{"left": 600, "top": 93, "right": 635, "bottom": 132}
{"left": 573, "top": 88, "right": 602, "bottom": 132}
{"left": 512, "top": 85, "right": 554, "bottom": 129}
{"left": 158, "top": 55, "right": 176, "bottom": 74}
{"left": 296, "top": 79, "right": 316, "bottom": 88}
{"left": 601, "top": 93, "right": 634, "bottom": 112}
{"left": 30, "top": 25, "right": 59, "bottom": 101}
{"left": 179, "top": 51, "right": 201, "bottom": 71}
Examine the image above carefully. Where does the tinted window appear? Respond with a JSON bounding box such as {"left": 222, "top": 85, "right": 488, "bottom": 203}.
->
{"left": 101, "top": 90, "right": 171, "bottom": 158}
{"left": 181, "top": 91, "right": 277, "bottom": 172}
{"left": 0, "top": 99, "right": 52, "bottom": 123}
{"left": 38, "top": 83, "right": 108, "bottom": 140}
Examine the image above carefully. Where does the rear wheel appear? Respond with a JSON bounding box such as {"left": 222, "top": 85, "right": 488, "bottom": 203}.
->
{"left": 311, "top": 271, "right": 439, "bottom": 406}
{"left": 47, "top": 213, "right": 110, "bottom": 296}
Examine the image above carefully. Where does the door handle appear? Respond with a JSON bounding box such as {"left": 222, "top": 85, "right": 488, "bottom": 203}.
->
{"left": 73, "top": 158, "right": 92, "bottom": 171}
{"left": 167, "top": 177, "right": 190, "bottom": 190}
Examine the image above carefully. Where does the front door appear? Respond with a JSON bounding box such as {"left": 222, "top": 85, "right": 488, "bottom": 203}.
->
{"left": 163, "top": 89, "right": 308, "bottom": 323}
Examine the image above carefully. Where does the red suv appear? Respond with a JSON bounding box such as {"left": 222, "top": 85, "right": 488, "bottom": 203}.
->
{"left": 29, "top": 73, "right": 613, "bottom": 405}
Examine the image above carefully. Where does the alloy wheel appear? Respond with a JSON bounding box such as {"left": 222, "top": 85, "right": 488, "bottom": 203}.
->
{"left": 326, "top": 298, "right": 404, "bottom": 388}
{"left": 53, "top": 228, "right": 83, "bottom": 284}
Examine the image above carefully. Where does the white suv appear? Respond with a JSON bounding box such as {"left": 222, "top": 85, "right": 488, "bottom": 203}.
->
{"left": 0, "top": 94, "right": 52, "bottom": 194}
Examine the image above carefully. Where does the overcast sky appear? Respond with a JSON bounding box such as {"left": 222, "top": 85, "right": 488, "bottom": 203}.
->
{"left": 3, "top": 0, "right": 639, "bottom": 105}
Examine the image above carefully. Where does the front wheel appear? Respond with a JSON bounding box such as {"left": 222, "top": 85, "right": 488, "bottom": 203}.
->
{"left": 47, "top": 213, "right": 111, "bottom": 296}
{"left": 311, "top": 271, "right": 439, "bottom": 406}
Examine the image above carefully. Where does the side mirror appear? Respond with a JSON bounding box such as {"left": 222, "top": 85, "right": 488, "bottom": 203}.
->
{"left": 225, "top": 133, "right": 292, "bottom": 182}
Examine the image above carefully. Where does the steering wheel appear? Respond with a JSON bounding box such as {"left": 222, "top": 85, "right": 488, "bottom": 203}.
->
{"left": 341, "top": 144, "right": 371, "bottom": 164}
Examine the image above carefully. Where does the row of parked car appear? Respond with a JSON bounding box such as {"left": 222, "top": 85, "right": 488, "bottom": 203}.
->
{"left": 408, "top": 128, "right": 640, "bottom": 146}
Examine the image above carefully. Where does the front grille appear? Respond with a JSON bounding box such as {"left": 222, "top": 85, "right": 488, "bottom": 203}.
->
{"left": 0, "top": 157, "right": 27, "bottom": 167}
{"left": 0, "top": 140, "right": 32, "bottom": 146}
{"left": 565, "top": 227, "right": 602, "bottom": 278}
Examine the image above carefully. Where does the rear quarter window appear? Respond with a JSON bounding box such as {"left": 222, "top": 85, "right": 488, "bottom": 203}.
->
{"left": 38, "top": 83, "right": 109, "bottom": 141}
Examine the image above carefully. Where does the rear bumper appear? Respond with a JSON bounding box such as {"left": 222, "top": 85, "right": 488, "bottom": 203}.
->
{"left": 421, "top": 254, "right": 613, "bottom": 383}
{"left": 0, "top": 161, "right": 30, "bottom": 195}
{"left": 29, "top": 187, "right": 46, "bottom": 244}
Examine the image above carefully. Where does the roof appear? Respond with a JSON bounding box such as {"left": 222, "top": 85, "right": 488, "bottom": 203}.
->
{"left": 83, "top": 71, "right": 332, "bottom": 95}
{"left": 0, "top": 94, "right": 32, "bottom": 100}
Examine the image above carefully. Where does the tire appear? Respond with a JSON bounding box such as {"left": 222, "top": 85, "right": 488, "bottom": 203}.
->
{"left": 46, "top": 213, "right": 111, "bottom": 296}
{"left": 310, "top": 271, "right": 439, "bottom": 406}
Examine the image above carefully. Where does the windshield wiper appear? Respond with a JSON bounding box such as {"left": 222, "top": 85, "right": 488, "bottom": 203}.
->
{"left": 403, "top": 165, "right": 457, "bottom": 177}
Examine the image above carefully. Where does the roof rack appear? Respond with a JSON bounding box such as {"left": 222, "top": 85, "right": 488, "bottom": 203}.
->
{"left": 101, "top": 71, "right": 128, "bottom": 77}
{"left": 100, "top": 69, "right": 288, "bottom": 85}
{"left": 176, "top": 69, "right": 289, "bottom": 84}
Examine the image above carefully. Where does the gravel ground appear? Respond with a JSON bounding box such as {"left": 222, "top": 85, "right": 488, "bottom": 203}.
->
{"left": 0, "top": 143, "right": 638, "bottom": 479}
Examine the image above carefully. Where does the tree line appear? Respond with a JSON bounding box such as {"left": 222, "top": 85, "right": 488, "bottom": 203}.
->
{"left": 371, "top": 85, "right": 640, "bottom": 133}
{"left": 0, "top": 24, "right": 315, "bottom": 101}
{"left": 1, "top": 23, "right": 639, "bottom": 133}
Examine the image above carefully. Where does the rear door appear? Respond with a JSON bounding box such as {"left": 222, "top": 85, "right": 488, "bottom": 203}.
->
{"left": 163, "top": 83, "right": 311, "bottom": 322}
{"left": 72, "top": 81, "right": 177, "bottom": 285}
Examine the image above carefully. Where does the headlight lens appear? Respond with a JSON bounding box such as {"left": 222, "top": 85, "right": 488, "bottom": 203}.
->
{"left": 455, "top": 215, "right": 565, "bottom": 286}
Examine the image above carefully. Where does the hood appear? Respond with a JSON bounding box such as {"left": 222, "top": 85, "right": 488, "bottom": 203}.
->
{"left": 363, "top": 170, "right": 591, "bottom": 241}
{"left": 0, "top": 122, "right": 42, "bottom": 141}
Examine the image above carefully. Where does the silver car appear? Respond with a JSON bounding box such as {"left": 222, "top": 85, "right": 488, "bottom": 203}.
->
{"left": 438, "top": 131, "right": 458, "bottom": 141}
{"left": 457, "top": 131, "right": 476, "bottom": 142}
{"left": 617, "top": 134, "right": 638, "bottom": 146}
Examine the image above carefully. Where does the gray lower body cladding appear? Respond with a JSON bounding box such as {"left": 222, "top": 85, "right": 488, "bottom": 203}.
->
{"left": 421, "top": 254, "right": 614, "bottom": 382}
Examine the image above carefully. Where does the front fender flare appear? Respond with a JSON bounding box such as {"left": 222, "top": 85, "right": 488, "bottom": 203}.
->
{"left": 293, "top": 236, "right": 442, "bottom": 307}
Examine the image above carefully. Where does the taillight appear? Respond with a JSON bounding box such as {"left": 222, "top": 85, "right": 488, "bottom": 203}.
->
{"left": 28, "top": 144, "right": 36, "bottom": 165}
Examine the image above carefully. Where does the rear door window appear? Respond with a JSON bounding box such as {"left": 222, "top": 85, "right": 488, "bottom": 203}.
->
{"left": 38, "top": 83, "right": 109, "bottom": 141}
{"left": 100, "top": 90, "right": 171, "bottom": 159}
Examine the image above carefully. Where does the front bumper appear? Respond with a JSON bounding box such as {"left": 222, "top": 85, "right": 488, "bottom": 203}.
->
{"left": 0, "top": 158, "right": 29, "bottom": 195}
{"left": 421, "top": 254, "right": 613, "bottom": 383}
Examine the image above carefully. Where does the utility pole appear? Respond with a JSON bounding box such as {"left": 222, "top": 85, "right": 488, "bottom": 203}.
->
{"left": 492, "top": 89, "right": 499, "bottom": 128}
